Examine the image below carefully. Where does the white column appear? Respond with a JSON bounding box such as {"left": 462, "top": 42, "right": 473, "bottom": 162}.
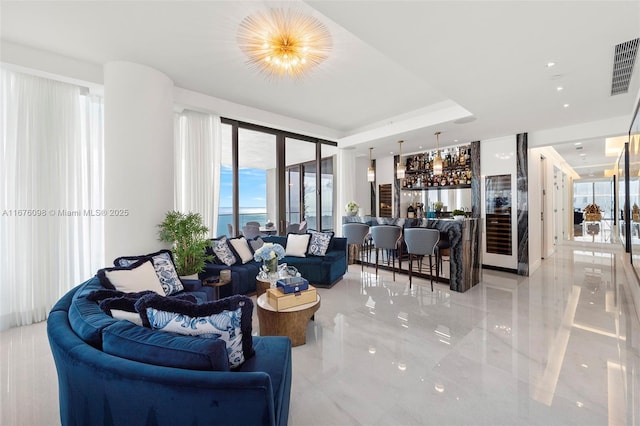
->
{"left": 104, "top": 62, "right": 174, "bottom": 263}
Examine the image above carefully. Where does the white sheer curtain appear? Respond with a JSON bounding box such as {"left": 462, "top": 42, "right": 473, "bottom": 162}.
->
{"left": 0, "top": 69, "right": 104, "bottom": 330}
{"left": 174, "top": 110, "right": 221, "bottom": 237}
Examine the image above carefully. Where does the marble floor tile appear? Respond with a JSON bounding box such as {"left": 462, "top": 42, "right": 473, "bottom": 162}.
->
{"left": 2, "top": 241, "right": 639, "bottom": 425}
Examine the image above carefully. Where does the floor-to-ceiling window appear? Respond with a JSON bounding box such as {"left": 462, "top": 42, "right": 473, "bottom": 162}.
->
{"left": 218, "top": 118, "right": 336, "bottom": 236}
{"left": 573, "top": 178, "right": 615, "bottom": 243}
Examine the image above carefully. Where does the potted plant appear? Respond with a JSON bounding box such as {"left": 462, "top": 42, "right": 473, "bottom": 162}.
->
{"left": 345, "top": 201, "right": 359, "bottom": 216}
{"left": 158, "top": 211, "right": 213, "bottom": 278}
{"left": 433, "top": 201, "right": 444, "bottom": 212}
{"left": 452, "top": 209, "right": 466, "bottom": 220}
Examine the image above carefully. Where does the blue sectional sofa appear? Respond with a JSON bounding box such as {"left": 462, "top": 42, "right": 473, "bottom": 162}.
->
{"left": 47, "top": 276, "right": 292, "bottom": 426}
{"left": 199, "top": 235, "right": 348, "bottom": 298}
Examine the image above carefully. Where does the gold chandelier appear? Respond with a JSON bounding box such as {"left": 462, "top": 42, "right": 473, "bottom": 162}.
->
{"left": 238, "top": 8, "right": 332, "bottom": 78}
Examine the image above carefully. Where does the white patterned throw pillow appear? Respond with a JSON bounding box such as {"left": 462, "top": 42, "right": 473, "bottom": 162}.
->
{"left": 212, "top": 237, "right": 237, "bottom": 266}
{"left": 307, "top": 231, "right": 333, "bottom": 256}
{"left": 136, "top": 294, "right": 255, "bottom": 369}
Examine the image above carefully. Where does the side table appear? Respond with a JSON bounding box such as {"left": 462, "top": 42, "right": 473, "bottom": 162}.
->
{"left": 203, "top": 277, "right": 231, "bottom": 300}
{"left": 256, "top": 293, "right": 320, "bottom": 347}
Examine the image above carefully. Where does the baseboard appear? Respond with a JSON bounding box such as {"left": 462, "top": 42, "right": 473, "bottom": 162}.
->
{"left": 482, "top": 264, "right": 518, "bottom": 274}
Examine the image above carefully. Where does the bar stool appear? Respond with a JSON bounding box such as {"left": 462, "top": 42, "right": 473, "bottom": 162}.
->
{"left": 404, "top": 228, "right": 440, "bottom": 291}
{"left": 342, "top": 223, "right": 371, "bottom": 272}
{"left": 370, "top": 225, "right": 402, "bottom": 281}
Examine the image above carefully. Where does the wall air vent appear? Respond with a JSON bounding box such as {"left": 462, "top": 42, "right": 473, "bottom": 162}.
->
{"left": 611, "top": 38, "right": 639, "bottom": 95}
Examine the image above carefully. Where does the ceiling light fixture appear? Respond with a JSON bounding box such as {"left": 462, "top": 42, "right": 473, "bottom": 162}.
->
{"left": 564, "top": 103, "right": 570, "bottom": 108}
{"left": 557, "top": 86, "right": 564, "bottom": 91}
{"left": 367, "top": 147, "right": 375, "bottom": 182}
{"left": 396, "top": 140, "right": 406, "bottom": 179}
{"left": 433, "top": 132, "right": 443, "bottom": 176}
{"left": 547, "top": 61, "right": 556, "bottom": 68}
{"left": 237, "top": 8, "right": 332, "bottom": 78}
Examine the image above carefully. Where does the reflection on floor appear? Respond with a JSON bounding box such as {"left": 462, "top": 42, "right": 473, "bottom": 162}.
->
{"left": 573, "top": 219, "right": 615, "bottom": 244}
{"left": 2, "top": 242, "right": 639, "bottom": 425}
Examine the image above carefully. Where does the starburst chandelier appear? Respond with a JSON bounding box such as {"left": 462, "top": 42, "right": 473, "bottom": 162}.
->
{"left": 238, "top": 8, "right": 332, "bottom": 78}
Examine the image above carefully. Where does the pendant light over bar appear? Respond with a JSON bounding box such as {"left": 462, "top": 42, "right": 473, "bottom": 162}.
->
{"left": 367, "top": 147, "right": 375, "bottom": 182}
{"left": 396, "top": 140, "right": 406, "bottom": 179}
{"left": 433, "top": 132, "right": 443, "bottom": 176}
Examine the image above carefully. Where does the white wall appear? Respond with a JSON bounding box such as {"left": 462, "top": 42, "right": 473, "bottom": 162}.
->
{"left": 104, "top": 62, "right": 174, "bottom": 263}
{"left": 481, "top": 135, "right": 518, "bottom": 270}
{"left": 528, "top": 149, "right": 543, "bottom": 274}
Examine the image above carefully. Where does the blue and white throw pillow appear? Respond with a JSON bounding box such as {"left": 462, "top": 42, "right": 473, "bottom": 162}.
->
{"left": 114, "top": 250, "right": 184, "bottom": 296}
{"left": 307, "top": 231, "right": 333, "bottom": 256}
{"left": 135, "top": 294, "right": 254, "bottom": 369}
{"left": 212, "top": 237, "right": 237, "bottom": 266}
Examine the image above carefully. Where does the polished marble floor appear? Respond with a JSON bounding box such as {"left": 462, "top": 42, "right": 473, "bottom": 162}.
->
{"left": 1, "top": 242, "right": 639, "bottom": 425}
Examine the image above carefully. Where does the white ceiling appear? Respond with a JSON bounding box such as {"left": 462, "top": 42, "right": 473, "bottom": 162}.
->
{"left": 1, "top": 0, "right": 639, "bottom": 178}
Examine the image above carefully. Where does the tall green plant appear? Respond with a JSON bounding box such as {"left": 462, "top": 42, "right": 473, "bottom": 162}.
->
{"left": 158, "top": 211, "right": 213, "bottom": 276}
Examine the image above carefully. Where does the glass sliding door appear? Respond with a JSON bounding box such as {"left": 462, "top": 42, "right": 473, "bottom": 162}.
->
{"left": 238, "top": 128, "right": 277, "bottom": 235}
{"left": 286, "top": 167, "right": 301, "bottom": 225}
{"left": 219, "top": 118, "right": 337, "bottom": 238}
{"left": 286, "top": 138, "right": 316, "bottom": 231}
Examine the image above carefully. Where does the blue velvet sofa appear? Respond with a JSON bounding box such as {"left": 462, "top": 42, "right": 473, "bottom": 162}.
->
{"left": 47, "top": 276, "right": 292, "bottom": 426}
{"left": 199, "top": 235, "right": 348, "bottom": 298}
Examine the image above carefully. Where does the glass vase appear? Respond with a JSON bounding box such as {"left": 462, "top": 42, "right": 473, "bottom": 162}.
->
{"left": 264, "top": 257, "right": 278, "bottom": 275}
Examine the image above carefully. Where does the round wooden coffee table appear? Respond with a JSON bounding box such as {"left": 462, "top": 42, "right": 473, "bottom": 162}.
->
{"left": 256, "top": 293, "right": 321, "bottom": 347}
{"left": 256, "top": 278, "right": 273, "bottom": 298}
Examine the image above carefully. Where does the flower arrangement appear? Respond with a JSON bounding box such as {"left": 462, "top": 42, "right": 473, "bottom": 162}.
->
{"left": 253, "top": 243, "right": 286, "bottom": 263}
{"left": 433, "top": 201, "right": 444, "bottom": 212}
{"left": 345, "top": 201, "right": 359, "bottom": 213}
{"left": 254, "top": 242, "right": 286, "bottom": 276}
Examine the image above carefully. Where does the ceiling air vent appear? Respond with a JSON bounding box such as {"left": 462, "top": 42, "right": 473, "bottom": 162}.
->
{"left": 611, "top": 38, "right": 639, "bottom": 96}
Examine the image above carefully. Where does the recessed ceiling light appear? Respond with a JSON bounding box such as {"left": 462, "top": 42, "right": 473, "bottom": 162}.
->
{"left": 556, "top": 86, "right": 564, "bottom": 91}
{"left": 574, "top": 142, "right": 582, "bottom": 145}
{"left": 547, "top": 61, "right": 556, "bottom": 68}
{"left": 454, "top": 139, "right": 459, "bottom": 142}
{"left": 419, "top": 146, "right": 423, "bottom": 149}
{"left": 563, "top": 103, "right": 570, "bottom": 108}
{"left": 580, "top": 153, "right": 587, "bottom": 156}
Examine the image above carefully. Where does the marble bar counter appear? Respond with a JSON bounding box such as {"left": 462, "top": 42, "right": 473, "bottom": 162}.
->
{"left": 343, "top": 216, "right": 482, "bottom": 292}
